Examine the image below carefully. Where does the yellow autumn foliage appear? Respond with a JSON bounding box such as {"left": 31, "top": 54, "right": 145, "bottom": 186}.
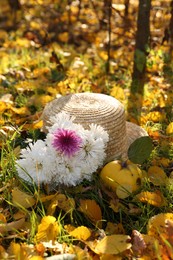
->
{"left": 35, "top": 216, "right": 59, "bottom": 243}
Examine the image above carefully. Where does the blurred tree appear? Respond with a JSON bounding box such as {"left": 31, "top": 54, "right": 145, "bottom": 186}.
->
{"left": 124, "top": 0, "right": 130, "bottom": 16}
{"left": 131, "top": 0, "right": 151, "bottom": 94}
{"left": 8, "top": 0, "right": 21, "bottom": 26}
{"left": 168, "top": 0, "right": 173, "bottom": 59}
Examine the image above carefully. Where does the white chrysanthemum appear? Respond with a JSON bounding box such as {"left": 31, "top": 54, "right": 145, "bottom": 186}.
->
{"left": 53, "top": 156, "right": 82, "bottom": 186}
{"left": 47, "top": 113, "right": 85, "bottom": 141}
{"left": 16, "top": 140, "right": 57, "bottom": 185}
{"left": 89, "top": 123, "right": 109, "bottom": 144}
{"left": 78, "top": 135, "right": 107, "bottom": 181}
{"left": 47, "top": 112, "right": 82, "bottom": 133}
{"left": 16, "top": 112, "right": 109, "bottom": 187}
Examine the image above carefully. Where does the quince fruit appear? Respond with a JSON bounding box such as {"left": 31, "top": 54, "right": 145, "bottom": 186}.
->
{"left": 100, "top": 160, "right": 142, "bottom": 199}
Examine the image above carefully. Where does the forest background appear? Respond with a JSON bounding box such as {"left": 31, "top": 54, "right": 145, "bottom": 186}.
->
{"left": 0, "top": 0, "right": 173, "bottom": 259}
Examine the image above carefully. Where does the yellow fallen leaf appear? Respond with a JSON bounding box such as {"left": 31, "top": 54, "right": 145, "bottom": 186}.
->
{"left": 29, "top": 257, "right": 44, "bottom": 260}
{"left": 39, "top": 193, "right": 58, "bottom": 203}
{"left": 69, "top": 226, "right": 91, "bottom": 241}
{"left": 100, "top": 254, "right": 122, "bottom": 260}
{"left": 47, "top": 199, "right": 58, "bottom": 216}
{"left": 12, "top": 188, "right": 36, "bottom": 209}
{"left": 70, "top": 245, "right": 91, "bottom": 260}
{"left": 0, "top": 213, "right": 7, "bottom": 223}
{"left": 87, "top": 235, "right": 131, "bottom": 255}
{"left": 135, "top": 190, "right": 167, "bottom": 207}
{"left": 64, "top": 224, "right": 76, "bottom": 233}
{"left": 166, "top": 122, "right": 173, "bottom": 135}
{"left": 146, "top": 111, "right": 166, "bottom": 123}
{"left": 58, "top": 32, "right": 69, "bottom": 43}
{"left": 0, "top": 101, "right": 8, "bottom": 112}
{"left": 147, "top": 166, "right": 168, "bottom": 186}
{"left": 30, "top": 94, "right": 53, "bottom": 107}
{"left": 0, "top": 245, "right": 6, "bottom": 259}
{"left": 159, "top": 158, "right": 170, "bottom": 167}
{"left": 46, "top": 193, "right": 75, "bottom": 215}
{"left": 110, "top": 86, "right": 125, "bottom": 101}
{"left": 56, "top": 194, "right": 75, "bottom": 213}
{"left": 35, "top": 216, "right": 59, "bottom": 243}
{"left": 10, "top": 106, "right": 31, "bottom": 116}
{"left": 141, "top": 234, "right": 161, "bottom": 259}
{"left": 105, "top": 222, "right": 125, "bottom": 235}
{"left": 32, "top": 120, "right": 43, "bottom": 129}
{"left": 147, "top": 213, "right": 173, "bottom": 239}
{"left": 78, "top": 199, "right": 102, "bottom": 225}
{"left": 8, "top": 242, "right": 28, "bottom": 260}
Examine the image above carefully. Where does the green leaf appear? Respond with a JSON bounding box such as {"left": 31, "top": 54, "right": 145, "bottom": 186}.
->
{"left": 128, "top": 136, "right": 153, "bottom": 164}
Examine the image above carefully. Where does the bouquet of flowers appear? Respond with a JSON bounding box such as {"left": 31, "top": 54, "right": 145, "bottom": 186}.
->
{"left": 16, "top": 112, "right": 109, "bottom": 187}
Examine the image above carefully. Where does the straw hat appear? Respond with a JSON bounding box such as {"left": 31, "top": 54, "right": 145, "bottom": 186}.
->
{"left": 41, "top": 93, "right": 147, "bottom": 162}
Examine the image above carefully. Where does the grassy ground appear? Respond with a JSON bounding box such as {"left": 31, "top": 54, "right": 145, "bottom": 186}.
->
{"left": 0, "top": 0, "right": 173, "bottom": 259}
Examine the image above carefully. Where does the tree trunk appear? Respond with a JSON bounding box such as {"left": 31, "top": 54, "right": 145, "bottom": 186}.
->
{"left": 131, "top": 0, "right": 151, "bottom": 94}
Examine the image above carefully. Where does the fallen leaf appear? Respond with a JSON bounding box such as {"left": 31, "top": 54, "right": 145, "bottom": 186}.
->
{"left": 105, "top": 222, "right": 125, "bottom": 235}
{"left": 56, "top": 194, "right": 75, "bottom": 213}
{"left": 87, "top": 235, "right": 131, "bottom": 255}
{"left": 8, "top": 242, "right": 28, "bottom": 260}
{"left": 135, "top": 190, "right": 167, "bottom": 207}
{"left": 13, "top": 210, "right": 27, "bottom": 220}
{"left": 35, "top": 216, "right": 59, "bottom": 243}
{"left": 147, "top": 111, "right": 166, "bottom": 122}
{"left": 131, "top": 230, "right": 146, "bottom": 253}
{"left": 0, "top": 245, "right": 6, "bottom": 259}
{"left": 68, "top": 226, "right": 91, "bottom": 241}
{"left": 0, "top": 213, "right": 7, "bottom": 223}
{"left": 29, "top": 256, "right": 44, "bottom": 260}
{"left": 46, "top": 193, "right": 75, "bottom": 215}
{"left": 141, "top": 234, "right": 161, "bottom": 259}
{"left": 0, "top": 218, "right": 25, "bottom": 233}
{"left": 147, "top": 166, "right": 168, "bottom": 185}
{"left": 12, "top": 188, "right": 36, "bottom": 209}
{"left": 166, "top": 122, "right": 173, "bottom": 135}
{"left": 78, "top": 199, "right": 102, "bottom": 226}
{"left": 147, "top": 213, "right": 173, "bottom": 239}
{"left": 110, "top": 86, "right": 125, "bottom": 101}
{"left": 10, "top": 106, "right": 31, "bottom": 116}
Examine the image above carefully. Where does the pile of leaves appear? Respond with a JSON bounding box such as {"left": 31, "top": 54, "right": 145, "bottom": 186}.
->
{"left": 0, "top": 0, "right": 173, "bottom": 259}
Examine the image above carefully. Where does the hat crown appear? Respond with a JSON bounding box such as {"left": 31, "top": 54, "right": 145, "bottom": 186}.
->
{"left": 42, "top": 93, "right": 127, "bottom": 162}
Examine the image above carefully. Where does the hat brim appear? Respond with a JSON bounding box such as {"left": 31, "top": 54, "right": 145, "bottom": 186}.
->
{"left": 126, "top": 121, "right": 148, "bottom": 148}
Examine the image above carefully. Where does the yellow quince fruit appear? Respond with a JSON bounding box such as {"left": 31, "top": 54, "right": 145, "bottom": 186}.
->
{"left": 100, "top": 160, "right": 142, "bottom": 199}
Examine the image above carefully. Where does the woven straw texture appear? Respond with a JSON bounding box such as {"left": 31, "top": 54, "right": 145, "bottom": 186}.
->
{"left": 42, "top": 93, "right": 147, "bottom": 162}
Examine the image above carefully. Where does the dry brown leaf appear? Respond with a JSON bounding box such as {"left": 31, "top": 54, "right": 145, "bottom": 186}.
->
{"left": 0, "top": 218, "right": 25, "bottom": 233}
{"left": 131, "top": 230, "right": 146, "bottom": 253}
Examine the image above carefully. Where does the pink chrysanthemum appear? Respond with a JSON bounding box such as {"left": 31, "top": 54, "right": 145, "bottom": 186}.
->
{"left": 52, "top": 128, "right": 82, "bottom": 157}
